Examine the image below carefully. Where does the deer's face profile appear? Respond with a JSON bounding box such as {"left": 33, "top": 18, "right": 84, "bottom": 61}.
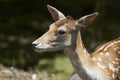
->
{"left": 32, "top": 17, "right": 76, "bottom": 53}
{"left": 32, "top": 5, "right": 98, "bottom": 53}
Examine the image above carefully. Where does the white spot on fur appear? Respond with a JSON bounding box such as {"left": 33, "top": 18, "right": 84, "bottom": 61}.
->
{"left": 112, "top": 61, "right": 116, "bottom": 64}
{"left": 100, "top": 52, "right": 103, "bottom": 55}
{"left": 108, "top": 63, "right": 115, "bottom": 72}
{"left": 106, "top": 52, "right": 110, "bottom": 56}
{"left": 97, "top": 62, "right": 106, "bottom": 70}
{"left": 113, "top": 48, "right": 117, "bottom": 50}
{"left": 115, "top": 58, "right": 119, "bottom": 61}
{"left": 98, "top": 57, "right": 102, "bottom": 62}
{"left": 118, "top": 40, "right": 120, "bottom": 43}
{"left": 93, "top": 57, "right": 96, "bottom": 61}
{"left": 112, "top": 74, "right": 115, "bottom": 79}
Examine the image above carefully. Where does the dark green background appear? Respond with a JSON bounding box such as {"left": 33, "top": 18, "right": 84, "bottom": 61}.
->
{"left": 0, "top": 0, "right": 120, "bottom": 71}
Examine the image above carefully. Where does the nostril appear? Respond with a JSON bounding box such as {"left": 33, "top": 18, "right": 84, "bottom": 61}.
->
{"left": 32, "top": 42, "right": 38, "bottom": 47}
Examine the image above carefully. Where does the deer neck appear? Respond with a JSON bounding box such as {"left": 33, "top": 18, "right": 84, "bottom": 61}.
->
{"left": 64, "top": 31, "right": 94, "bottom": 80}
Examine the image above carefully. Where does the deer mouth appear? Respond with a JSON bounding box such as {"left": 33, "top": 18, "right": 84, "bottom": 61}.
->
{"left": 32, "top": 42, "right": 63, "bottom": 53}
{"left": 32, "top": 42, "right": 52, "bottom": 53}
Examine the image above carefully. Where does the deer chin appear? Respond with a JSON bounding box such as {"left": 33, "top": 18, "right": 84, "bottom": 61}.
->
{"left": 33, "top": 42, "right": 64, "bottom": 53}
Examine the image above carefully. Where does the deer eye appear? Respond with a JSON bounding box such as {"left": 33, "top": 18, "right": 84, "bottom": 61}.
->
{"left": 58, "top": 30, "right": 66, "bottom": 35}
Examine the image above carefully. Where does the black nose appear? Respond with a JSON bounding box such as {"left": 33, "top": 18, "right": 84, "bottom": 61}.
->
{"left": 32, "top": 43, "right": 38, "bottom": 47}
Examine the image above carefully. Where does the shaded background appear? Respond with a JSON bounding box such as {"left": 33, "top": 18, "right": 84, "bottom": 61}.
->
{"left": 0, "top": 0, "right": 120, "bottom": 80}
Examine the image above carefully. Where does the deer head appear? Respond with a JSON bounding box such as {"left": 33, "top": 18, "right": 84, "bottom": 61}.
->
{"left": 32, "top": 5, "right": 98, "bottom": 53}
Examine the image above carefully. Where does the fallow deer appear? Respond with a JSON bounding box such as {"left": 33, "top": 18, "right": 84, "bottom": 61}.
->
{"left": 32, "top": 5, "right": 120, "bottom": 80}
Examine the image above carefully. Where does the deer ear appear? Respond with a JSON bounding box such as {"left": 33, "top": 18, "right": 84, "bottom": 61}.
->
{"left": 47, "top": 5, "right": 66, "bottom": 21}
{"left": 77, "top": 12, "right": 98, "bottom": 27}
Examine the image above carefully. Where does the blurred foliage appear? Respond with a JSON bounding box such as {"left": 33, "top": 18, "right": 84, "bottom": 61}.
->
{"left": 0, "top": 0, "right": 120, "bottom": 79}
